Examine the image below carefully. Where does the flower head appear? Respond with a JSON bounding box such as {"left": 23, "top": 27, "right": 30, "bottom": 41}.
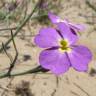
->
{"left": 48, "top": 12, "right": 86, "bottom": 34}
{"left": 34, "top": 23, "right": 92, "bottom": 75}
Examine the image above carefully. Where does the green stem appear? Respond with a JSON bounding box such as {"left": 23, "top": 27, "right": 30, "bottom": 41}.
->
{"left": 0, "top": 2, "right": 38, "bottom": 52}
{"left": 0, "top": 66, "right": 48, "bottom": 79}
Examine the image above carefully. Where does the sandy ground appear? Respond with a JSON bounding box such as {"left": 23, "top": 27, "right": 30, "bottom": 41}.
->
{"left": 0, "top": 0, "right": 96, "bottom": 96}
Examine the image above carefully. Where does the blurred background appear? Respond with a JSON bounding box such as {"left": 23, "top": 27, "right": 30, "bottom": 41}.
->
{"left": 0, "top": 0, "right": 96, "bottom": 96}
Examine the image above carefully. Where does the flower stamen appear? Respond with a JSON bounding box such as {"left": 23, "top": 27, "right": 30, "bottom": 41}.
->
{"left": 59, "top": 40, "right": 71, "bottom": 53}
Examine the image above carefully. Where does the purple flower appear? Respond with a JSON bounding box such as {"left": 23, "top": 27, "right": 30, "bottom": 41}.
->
{"left": 48, "top": 12, "right": 86, "bottom": 34}
{"left": 34, "top": 23, "right": 92, "bottom": 75}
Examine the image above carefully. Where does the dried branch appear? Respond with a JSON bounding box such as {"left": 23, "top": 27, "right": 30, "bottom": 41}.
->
{"left": 0, "top": 27, "right": 17, "bottom": 31}
{"left": 7, "top": 30, "right": 18, "bottom": 77}
{"left": 86, "top": 0, "right": 96, "bottom": 12}
{"left": 2, "top": 43, "right": 13, "bottom": 62}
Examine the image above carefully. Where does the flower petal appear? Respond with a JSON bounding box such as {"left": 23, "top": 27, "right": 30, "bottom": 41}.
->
{"left": 34, "top": 27, "right": 61, "bottom": 48}
{"left": 48, "top": 12, "right": 61, "bottom": 24}
{"left": 69, "top": 23, "right": 86, "bottom": 31}
{"left": 57, "top": 22, "right": 78, "bottom": 45}
{"left": 68, "top": 45, "right": 92, "bottom": 71}
{"left": 39, "top": 49, "right": 70, "bottom": 75}
{"left": 48, "top": 12, "right": 86, "bottom": 32}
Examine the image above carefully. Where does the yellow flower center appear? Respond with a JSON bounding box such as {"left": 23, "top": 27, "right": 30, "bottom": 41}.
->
{"left": 59, "top": 39, "right": 71, "bottom": 53}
